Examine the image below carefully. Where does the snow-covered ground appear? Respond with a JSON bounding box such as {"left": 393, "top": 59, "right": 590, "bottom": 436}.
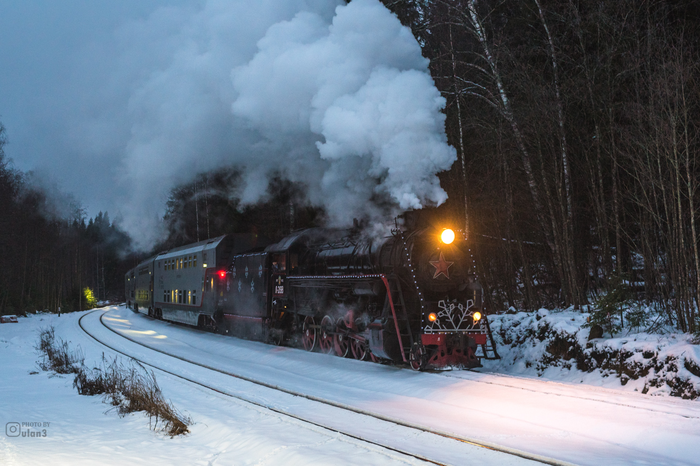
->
{"left": 0, "top": 309, "right": 450, "bottom": 466}
{"left": 2, "top": 306, "right": 700, "bottom": 465}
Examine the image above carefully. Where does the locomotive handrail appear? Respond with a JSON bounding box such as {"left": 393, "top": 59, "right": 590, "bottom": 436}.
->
{"left": 394, "top": 233, "right": 416, "bottom": 351}
{"left": 379, "top": 275, "right": 407, "bottom": 363}
{"left": 288, "top": 274, "right": 385, "bottom": 279}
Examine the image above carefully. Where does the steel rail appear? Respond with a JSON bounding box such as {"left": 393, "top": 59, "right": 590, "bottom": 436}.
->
{"left": 444, "top": 370, "right": 700, "bottom": 420}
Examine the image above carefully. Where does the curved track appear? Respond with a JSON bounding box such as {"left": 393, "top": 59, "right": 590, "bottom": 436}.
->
{"left": 78, "top": 310, "right": 445, "bottom": 465}
{"left": 79, "top": 308, "right": 574, "bottom": 466}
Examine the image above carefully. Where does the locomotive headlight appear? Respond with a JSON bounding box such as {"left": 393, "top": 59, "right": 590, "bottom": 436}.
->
{"left": 428, "top": 312, "right": 437, "bottom": 322}
{"left": 441, "top": 228, "right": 455, "bottom": 245}
{"left": 472, "top": 311, "right": 482, "bottom": 323}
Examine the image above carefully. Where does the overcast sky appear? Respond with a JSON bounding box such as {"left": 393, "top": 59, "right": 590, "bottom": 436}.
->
{"left": 0, "top": 0, "right": 455, "bottom": 250}
{"left": 0, "top": 0, "right": 194, "bottom": 216}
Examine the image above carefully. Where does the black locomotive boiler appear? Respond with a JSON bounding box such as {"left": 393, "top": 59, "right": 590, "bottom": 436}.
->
{"left": 126, "top": 223, "right": 498, "bottom": 370}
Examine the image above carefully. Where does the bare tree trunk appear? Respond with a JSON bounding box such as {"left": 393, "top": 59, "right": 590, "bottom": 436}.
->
{"left": 194, "top": 178, "right": 200, "bottom": 242}
{"left": 205, "top": 174, "right": 211, "bottom": 240}
{"left": 450, "top": 24, "right": 470, "bottom": 238}
{"left": 465, "top": 0, "right": 557, "bottom": 261}
{"left": 569, "top": 0, "right": 612, "bottom": 280}
{"left": 609, "top": 107, "right": 623, "bottom": 276}
{"left": 501, "top": 132, "right": 535, "bottom": 309}
{"left": 534, "top": 0, "right": 578, "bottom": 306}
{"left": 682, "top": 79, "right": 700, "bottom": 332}
{"left": 20, "top": 240, "right": 28, "bottom": 311}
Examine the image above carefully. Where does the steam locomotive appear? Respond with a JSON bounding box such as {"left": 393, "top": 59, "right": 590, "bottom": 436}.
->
{"left": 125, "top": 221, "right": 498, "bottom": 370}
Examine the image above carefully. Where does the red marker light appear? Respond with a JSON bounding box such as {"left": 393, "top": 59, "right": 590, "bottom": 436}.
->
{"left": 218, "top": 270, "right": 226, "bottom": 279}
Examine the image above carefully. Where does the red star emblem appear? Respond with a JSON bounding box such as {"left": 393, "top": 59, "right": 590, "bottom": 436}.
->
{"left": 429, "top": 252, "right": 454, "bottom": 279}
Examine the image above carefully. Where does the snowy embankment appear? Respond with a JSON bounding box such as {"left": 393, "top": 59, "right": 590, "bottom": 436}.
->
{"left": 483, "top": 308, "right": 700, "bottom": 400}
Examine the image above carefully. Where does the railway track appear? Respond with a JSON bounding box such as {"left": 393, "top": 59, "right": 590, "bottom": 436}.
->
{"left": 80, "top": 308, "right": 576, "bottom": 466}
{"left": 441, "top": 369, "right": 700, "bottom": 420}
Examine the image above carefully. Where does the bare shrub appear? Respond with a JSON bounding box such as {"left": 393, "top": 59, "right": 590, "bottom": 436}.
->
{"left": 37, "top": 327, "right": 190, "bottom": 436}
{"left": 77, "top": 358, "right": 191, "bottom": 437}
{"left": 116, "top": 362, "right": 190, "bottom": 437}
{"left": 36, "top": 326, "right": 84, "bottom": 374}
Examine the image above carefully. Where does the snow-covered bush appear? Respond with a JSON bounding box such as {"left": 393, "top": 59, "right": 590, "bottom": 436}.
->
{"left": 484, "top": 309, "right": 700, "bottom": 400}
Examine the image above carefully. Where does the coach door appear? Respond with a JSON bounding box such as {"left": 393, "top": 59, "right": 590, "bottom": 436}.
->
{"left": 202, "top": 269, "right": 218, "bottom": 312}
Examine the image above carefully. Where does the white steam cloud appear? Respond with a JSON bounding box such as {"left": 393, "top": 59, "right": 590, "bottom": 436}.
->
{"left": 116, "top": 0, "right": 455, "bottom": 249}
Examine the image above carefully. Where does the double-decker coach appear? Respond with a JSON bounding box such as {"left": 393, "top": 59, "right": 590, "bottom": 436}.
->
{"left": 126, "top": 234, "right": 265, "bottom": 327}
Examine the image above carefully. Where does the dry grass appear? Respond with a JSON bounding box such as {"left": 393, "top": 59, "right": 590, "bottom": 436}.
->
{"left": 36, "top": 326, "right": 84, "bottom": 374}
{"left": 37, "top": 326, "right": 191, "bottom": 436}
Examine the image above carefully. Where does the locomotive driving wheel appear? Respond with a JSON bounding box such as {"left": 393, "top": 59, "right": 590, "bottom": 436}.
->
{"left": 301, "top": 316, "right": 317, "bottom": 352}
{"left": 409, "top": 342, "right": 428, "bottom": 371}
{"left": 333, "top": 318, "right": 350, "bottom": 358}
{"left": 319, "top": 315, "right": 334, "bottom": 354}
{"left": 349, "top": 337, "right": 368, "bottom": 360}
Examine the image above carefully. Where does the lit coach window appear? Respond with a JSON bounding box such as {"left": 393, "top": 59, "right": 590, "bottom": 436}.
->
{"left": 441, "top": 228, "right": 455, "bottom": 245}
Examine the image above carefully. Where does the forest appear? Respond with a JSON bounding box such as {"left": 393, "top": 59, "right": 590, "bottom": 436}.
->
{"left": 376, "top": 0, "right": 700, "bottom": 332}
{"left": 2, "top": 0, "right": 700, "bottom": 335}
{"left": 0, "top": 122, "right": 134, "bottom": 314}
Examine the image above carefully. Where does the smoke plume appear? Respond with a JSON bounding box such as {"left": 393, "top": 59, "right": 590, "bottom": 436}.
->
{"left": 114, "top": 0, "right": 455, "bottom": 249}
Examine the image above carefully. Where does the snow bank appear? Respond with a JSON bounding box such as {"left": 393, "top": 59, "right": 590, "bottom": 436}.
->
{"left": 483, "top": 308, "right": 700, "bottom": 399}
